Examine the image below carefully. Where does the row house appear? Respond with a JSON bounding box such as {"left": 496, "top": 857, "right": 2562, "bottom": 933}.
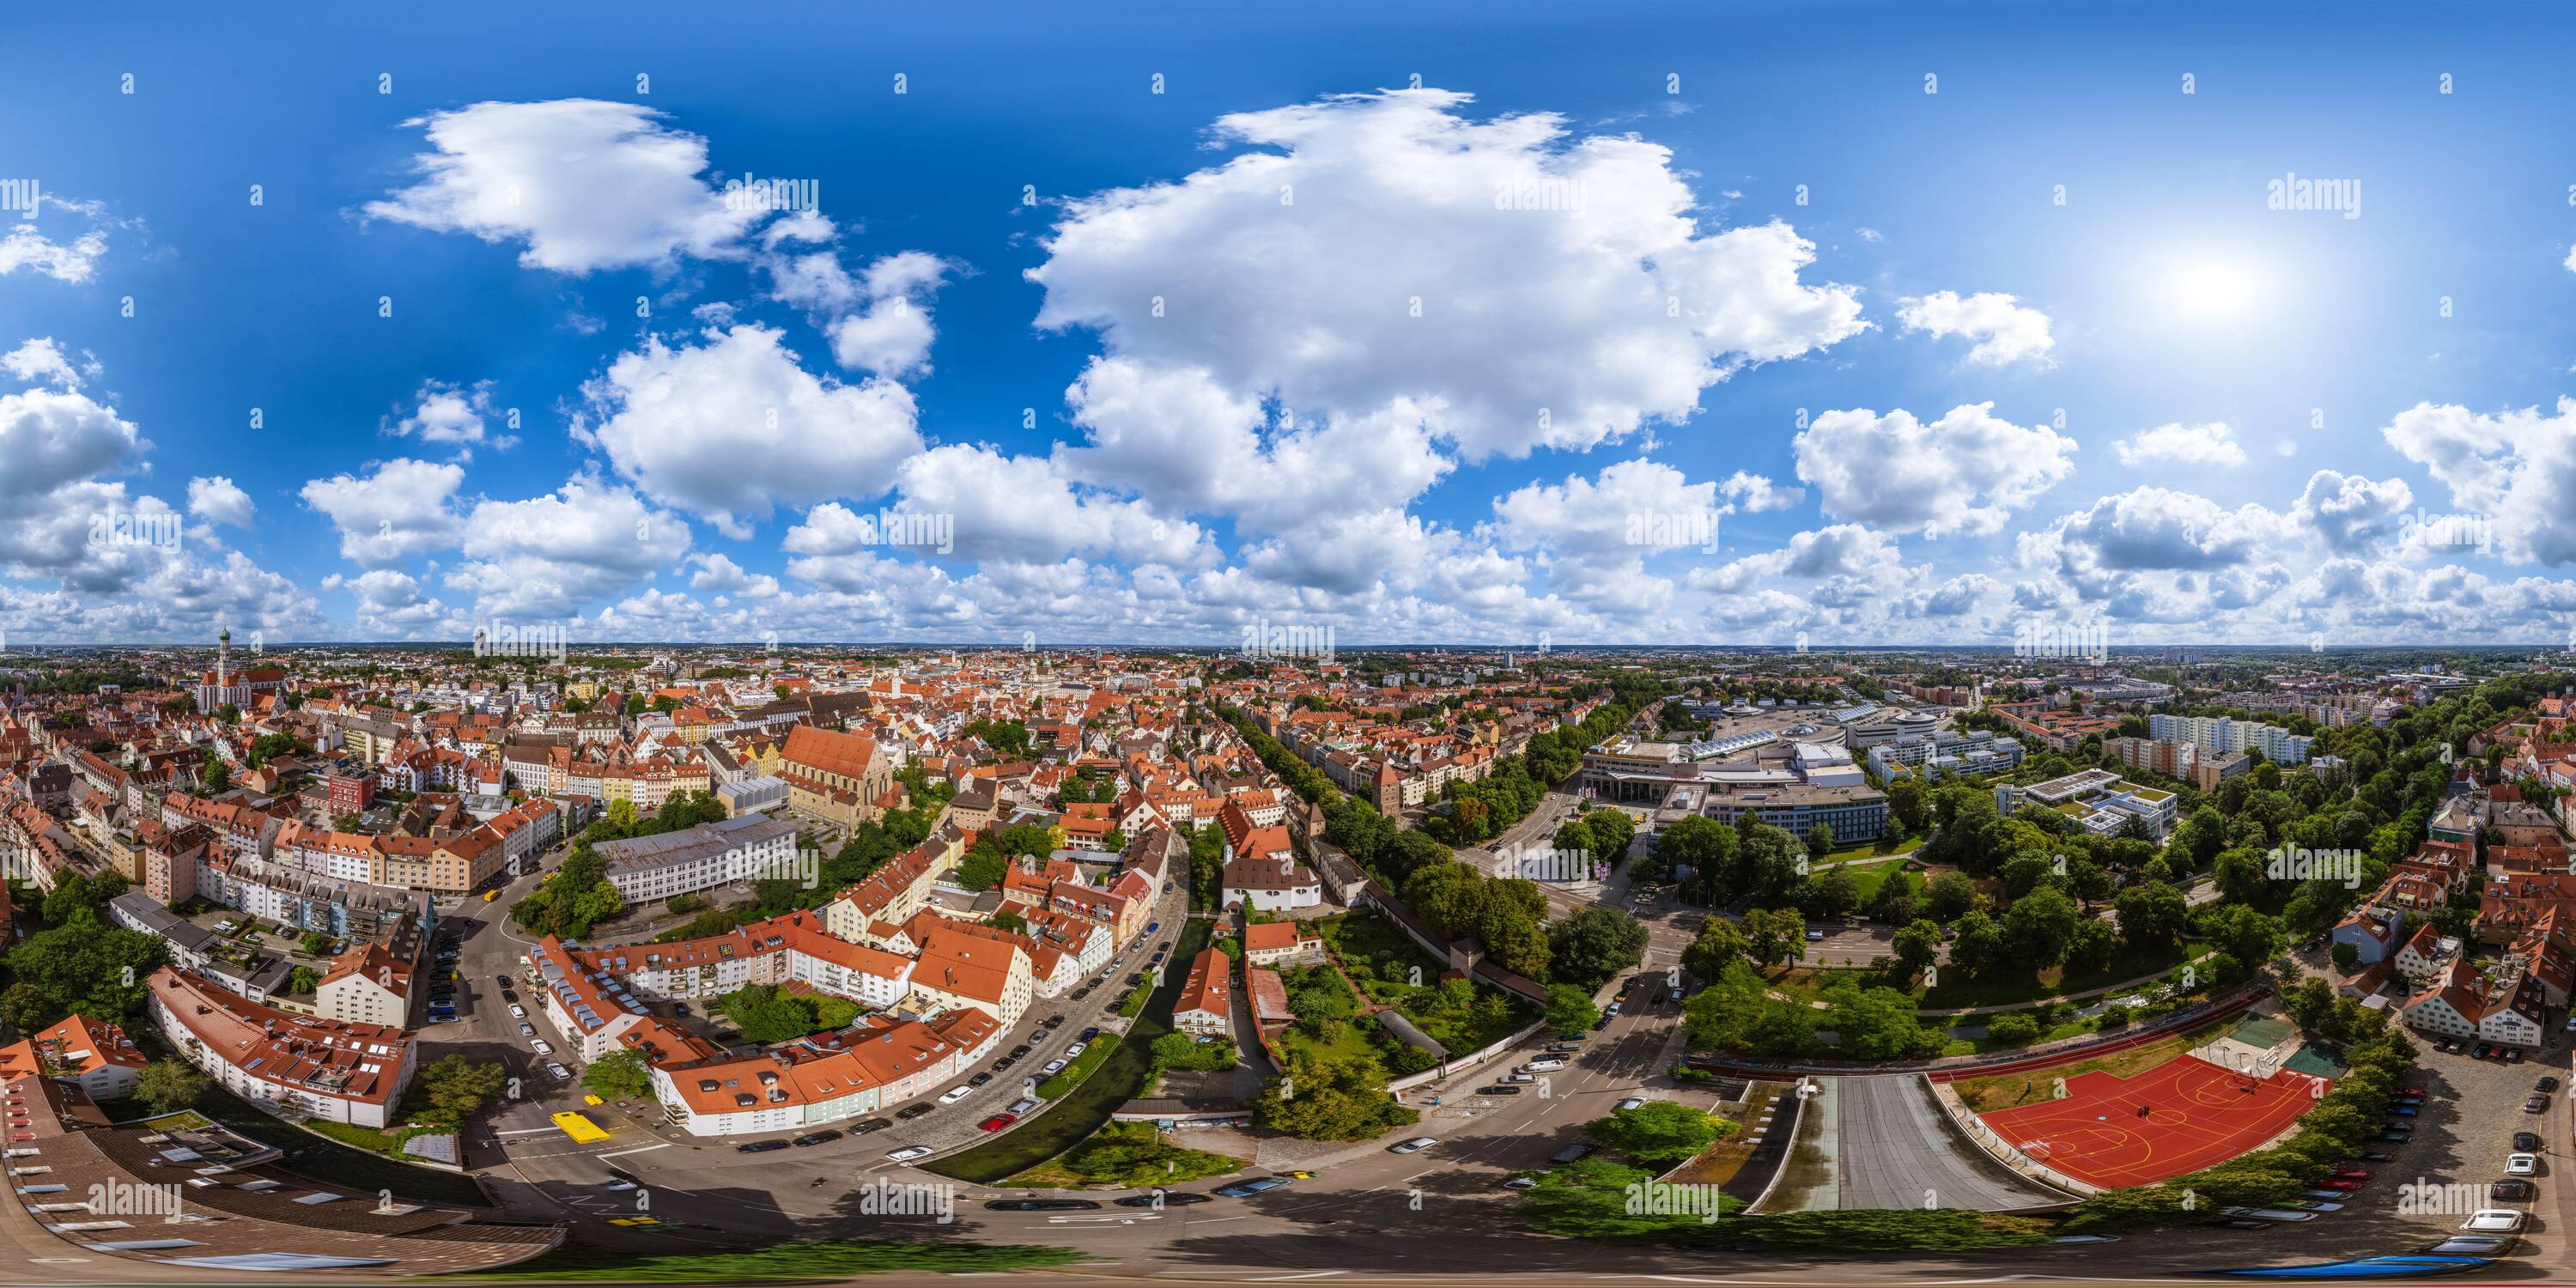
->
{"left": 148, "top": 967, "right": 417, "bottom": 1128}
{"left": 2400, "top": 957, "right": 2549, "bottom": 1049}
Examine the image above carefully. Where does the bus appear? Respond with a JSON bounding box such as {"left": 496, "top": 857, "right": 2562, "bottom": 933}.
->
{"left": 550, "top": 1111, "right": 611, "bottom": 1144}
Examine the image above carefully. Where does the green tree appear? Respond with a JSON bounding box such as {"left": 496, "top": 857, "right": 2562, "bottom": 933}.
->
{"left": 1945, "top": 909, "right": 2008, "bottom": 981}
{"left": 1984, "top": 1012, "right": 2042, "bottom": 1047}
{"left": 0, "top": 982, "right": 54, "bottom": 1031}
{"left": 2214, "top": 848, "right": 2269, "bottom": 906}
{"left": 1582, "top": 809, "right": 1637, "bottom": 869}
{"left": 1545, "top": 908, "right": 1648, "bottom": 988}
{"left": 2067, "top": 919, "right": 2120, "bottom": 974}
{"left": 134, "top": 1058, "right": 208, "bottom": 1115}
{"left": 1924, "top": 871, "right": 1983, "bottom": 922}
{"left": 1660, "top": 815, "right": 1738, "bottom": 905}
{"left": 286, "top": 965, "right": 321, "bottom": 993}
{"left": 582, "top": 1048, "right": 653, "bottom": 1101}
{"left": 1805, "top": 824, "right": 1834, "bottom": 860}
{"left": 419, "top": 1053, "right": 508, "bottom": 1121}
{"left": 2113, "top": 880, "right": 2189, "bottom": 949}
{"left": 1890, "top": 919, "right": 1943, "bottom": 981}
{"left": 1741, "top": 908, "right": 1807, "bottom": 967}
{"left": 1251, "top": 1054, "right": 1418, "bottom": 1140}
{"left": 2002, "top": 886, "right": 2080, "bottom": 969}
{"left": 957, "top": 844, "right": 1012, "bottom": 890}
{"left": 1585, "top": 1099, "right": 1729, "bottom": 1165}
{"left": 5, "top": 917, "right": 166, "bottom": 1023}
{"left": 1680, "top": 917, "right": 1749, "bottom": 983}
{"left": 1543, "top": 983, "right": 1601, "bottom": 1033}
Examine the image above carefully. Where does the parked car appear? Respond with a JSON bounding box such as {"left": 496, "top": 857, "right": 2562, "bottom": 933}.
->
{"left": 1520, "top": 1060, "right": 1565, "bottom": 1073}
{"left": 2424, "top": 1234, "right": 2518, "bottom": 1255}
{"left": 1042, "top": 1015, "right": 1066, "bottom": 1029}
{"left": 1007, "top": 1097, "right": 1040, "bottom": 1115}
{"left": 1616, "top": 1097, "right": 1648, "bottom": 1111}
{"left": 1080, "top": 1026, "right": 1101, "bottom": 1041}
{"left": 2460, "top": 1209, "right": 2528, "bottom": 1233}
{"left": 545, "top": 1062, "right": 571, "bottom": 1080}
{"left": 1042, "top": 1058, "right": 1069, "bottom": 1075}
{"left": 1009, "top": 1043, "right": 1032, "bottom": 1058}
{"left": 2507, "top": 1048, "right": 2525, "bottom": 1063}
{"left": 2506, "top": 1152, "right": 2538, "bottom": 1176}
{"left": 1502, "top": 1073, "right": 1536, "bottom": 1084}
{"left": 735, "top": 1139, "right": 789, "bottom": 1154}
{"left": 507, "top": 1003, "right": 527, "bottom": 1018}
{"left": 1548, "top": 1143, "right": 1596, "bottom": 1164}
{"left": 2385, "top": 1106, "right": 2418, "bottom": 1117}
{"left": 2318, "top": 1179, "right": 2363, "bottom": 1192}
{"left": 530, "top": 1039, "right": 554, "bottom": 1056}
{"left": 2376, "top": 1130, "right": 2413, "bottom": 1142}
{"left": 849, "top": 1117, "right": 894, "bottom": 1134}
{"left": 2328, "top": 1169, "right": 2373, "bottom": 1182}
{"left": 986, "top": 1198, "right": 1099, "bottom": 1211}
{"left": 969, "top": 1072, "right": 993, "bottom": 1087}
{"left": 2526, "top": 1095, "right": 2550, "bottom": 1114}
{"left": 2488, "top": 1179, "right": 2537, "bottom": 1200}
{"left": 1212, "top": 1177, "right": 1292, "bottom": 1198}
{"left": 2515, "top": 1131, "right": 2543, "bottom": 1151}
{"left": 2360, "top": 1152, "right": 2397, "bottom": 1163}
{"left": 937, "top": 1085, "right": 973, "bottom": 1105}
{"left": 791, "top": 1130, "right": 842, "bottom": 1147}
{"left": 518, "top": 1023, "right": 536, "bottom": 1037}
{"left": 1064, "top": 1042, "right": 1089, "bottom": 1059}
{"left": 993, "top": 1056, "right": 1018, "bottom": 1072}
{"left": 896, "top": 1103, "right": 934, "bottom": 1121}
{"left": 2218, "top": 1206, "right": 2317, "bottom": 1222}
{"left": 885, "top": 1145, "right": 935, "bottom": 1162}
{"left": 1387, "top": 1137, "right": 1438, "bottom": 1155}
{"left": 977, "top": 1114, "right": 1018, "bottom": 1132}
{"left": 1480, "top": 1085, "right": 1523, "bottom": 1097}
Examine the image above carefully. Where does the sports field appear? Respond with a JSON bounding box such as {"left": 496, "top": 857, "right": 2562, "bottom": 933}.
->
{"left": 1977, "top": 1054, "right": 2324, "bottom": 1189}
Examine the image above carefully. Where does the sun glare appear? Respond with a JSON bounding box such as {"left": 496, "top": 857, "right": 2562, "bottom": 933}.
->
{"left": 2166, "top": 256, "right": 2269, "bottom": 321}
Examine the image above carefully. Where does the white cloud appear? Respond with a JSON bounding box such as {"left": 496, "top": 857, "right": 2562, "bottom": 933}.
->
{"left": 0, "top": 203, "right": 111, "bottom": 283}
{"left": 447, "top": 475, "right": 694, "bottom": 619}
{"left": 1, "top": 338, "right": 93, "bottom": 391}
{"left": 1717, "top": 470, "right": 1804, "bottom": 513}
{"left": 768, "top": 248, "right": 953, "bottom": 379}
{"left": 298, "top": 458, "right": 467, "bottom": 566}
{"left": 365, "top": 100, "right": 765, "bottom": 274}
{"left": 2380, "top": 398, "right": 2576, "bottom": 565}
{"left": 2288, "top": 470, "right": 2412, "bottom": 553}
{"left": 1895, "top": 290, "right": 2055, "bottom": 367}
{"left": 886, "top": 444, "right": 1217, "bottom": 568}
{"left": 187, "top": 477, "right": 257, "bottom": 528}
{"left": 572, "top": 324, "right": 923, "bottom": 538}
{"left": 2028, "top": 487, "right": 2283, "bottom": 576}
{"left": 389, "top": 380, "right": 509, "bottom": 448}
{"left": 1487, "top": 459, "right": 1721, "bottom": 611}
{"left": 1029, "top": 88, "right": 1866, "bottom": 463}
{"left": 1791, "top": 403, "right": 2077, "bottom": 538}
{"left": 2112, "top": 422, "right": 2248, "bottom": 469}
{"left": 1689, "top": 524, "right": 1903, "bottom": 593}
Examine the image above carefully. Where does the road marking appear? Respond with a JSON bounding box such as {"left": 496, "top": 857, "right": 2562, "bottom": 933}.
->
{"left": 492, "top": 1126, "right": 558, "bottom": 1136}
{"left": 596, "top": 1142, "right": 673, "bottom": 1158}
{"left": 1252, "top": 1273, "right": 1346, "bottom": 1281}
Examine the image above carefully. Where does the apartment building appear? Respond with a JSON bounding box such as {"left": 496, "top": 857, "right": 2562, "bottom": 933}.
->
{"left": 147, "top": 967, "right": 417, "bottom": 1128}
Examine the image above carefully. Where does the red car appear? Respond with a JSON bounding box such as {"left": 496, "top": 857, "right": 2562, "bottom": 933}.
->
{"left": 2318, "top": 1179, "right": 2363, "bottom": 1191}
{"left": 2329, "top": 1169, "right": 2373, "bottom": 1182}
{"left": 2398, "top": 1087, "right": 2428, "bottom": 1098}
{"left": 976, "top": 1113, "right": 1018, "bottom": 1132}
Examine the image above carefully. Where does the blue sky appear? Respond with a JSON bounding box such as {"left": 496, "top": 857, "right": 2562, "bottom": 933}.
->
{"left": 8, "top": 0, "right": 2576, "bottom": 645}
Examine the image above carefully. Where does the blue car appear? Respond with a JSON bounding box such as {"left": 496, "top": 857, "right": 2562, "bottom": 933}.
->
{"left": 2385, "top": 1106, "right": 2418, "bottom": 1117}
{"left": 2204, "top": 1255, "right": 2493, "bottom": 1279}
{"left": 1212, "top": 1176, "right": 1292, "bottom": 1198}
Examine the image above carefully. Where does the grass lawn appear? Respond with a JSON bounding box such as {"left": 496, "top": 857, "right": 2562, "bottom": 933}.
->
{"left": 1004, "top": 1122, "right": 1243, "bottom": 1188}
{"left": 1312, "top": 909, "right": 1446, "bottom": 1006}
{"left": 1816, "top": 837, "right": 1923, "bottom": 866}
{"left": 1947, "top": 1017, "right": 2237, "bottom": 1113}
{"left": 1117, "top": 983, "right": 1153, "bottom": 1018}
{"left": 125, "top": 1109, "right": 215, "bottom": 1131}
{"left": 302, "top": 1118, "right": 401, "bottom": 1153}
{"left": 1829, "top": 857, "right": 1911, "bottom": 904}
{"left": 469, "top": 1238, "right": 1085, "bottom": 1280}
{"left": 1036, "top": 1037, "right": 1121, "bottom": 1099}
{"left": 1278, "top": 1017, "right": 1388, "bottom": 1069}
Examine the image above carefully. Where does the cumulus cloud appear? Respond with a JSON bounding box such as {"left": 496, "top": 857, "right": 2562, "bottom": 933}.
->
{"left": 1487, "top": 459, "right": 1724, "bottom": 611}
{"left": 768, "top": 247, "right": 952, "bottom": 380}
{"left": 447, "top": 475, "right": 693, "bottom": 619}
{"left": 388, "top": 380, "right": 510, "bottom": 448}
{"left": 365, "top": 100, "right": 766, "bottom": 274}
{"left": 2288, "top": 470, "right": 2412, "bottom": 553}
{"left": 187, "top": 477, "right": 256, "bottom": 529}
{"left": 884, "top": 444, "right": 1216, "bottom": 568}
{"left": 1688, "top": 524, "right": 1904, "bottom": 593}
{"left": 1029, "top": 88, "right": 1867, "bottom": 463}
{"left": 2113, "top": 422, "right": 2248, "bottom": 469}
{"left": 572, "top": 324, "right": 923, "bottom": 538}
{"left": 1791, "top": 403, "right": 2077, "bottom": 538}
{"left": 1717, "top": 471, "right": 1804, "bottom": 513}
{"left": 2382, "top": 398, "right": 2576, "bottom": 565}
{"left": 1, "top": 338, "right": 93, "bottom": 391}
{"left": 298, "top": 458, "right": 467, "bottom": 566}
{"left": 0, "top": 198, "right": 114, "bottom": 284}
{"left": 2025, "top": 487, "right": 2284, "bottom": 581}
{"left": 1894, "top": 290, "right": 2055, "bottom": 367}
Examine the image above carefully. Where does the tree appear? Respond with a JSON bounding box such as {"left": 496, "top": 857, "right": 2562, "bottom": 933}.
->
{"left": 2214, "top": 848, "right": 2269, "bottom": 906}
{"left": 286, "top": 965, "right": 321, "bottom": 994}
{"left": 1946, "top": 910, "right": 2008, "bottom": 981}
{"left": 5, "top": 918, "right": 166, "bottom": 1024}
{"left": 1545, "top": 908, "right": 1648, "bottom": 988}
{"left": 1820, "top": 981, "right": 1945, "bottom": 1060}
{"left": 1680, "top": 917, "right": 1749, "bottom": 983}
{"left": 2002, "top": 886, "right": 2080, "bottom": 969}
{"left": 1984, "top": 1012, "right": 2042, "bottom": 1047}
{"left": 419, "top": 1054, "right": 508, "bottom": 1121}
{"left": 2330, "top": 939, "right": 2360, "bottom": 970}
{"left": 2174, "top": 805, "right": 2228, "bottom": 870}
{"left": 1925, "top": 871, "right": 1983, "bottom": 922}
{"left": 1251, "top": 1054, "right": 1418, "bottom": 1140}
{"left": 0, "top": 982, "right": 54, "bottom": 1031}
{"left": 2114, "top": 880, "right": 2190, "bottom": 949}
{"left": 1741, "top": 908, "right": 1807, "bottom": 967}
{"left": 719, "top": 983, "right": 823, "bottom": 1043}
{"left": 957, "top": 844, "right": 1012, "bottom": 891}
{"left": 1544, "top": 983, "right": 1601, "bottom": 1034}
{"left": 1582, "top": 809, "right": 1637, "bottom": 870}
{"left": 134, "top": 1058, "right": 208, "bottom": 1115}
{"left": 1586, "top": 1100, "right": 1728, "bottom": 1165}
{"left": 1805, "top": 824, "right": 1834, "bottom": 860}
{"left": 1886, "top": 775, "right": 1930, "bottom": 833}
{"left": 2067, "top": 919, "right": 2119, "bottom": 974}
{"left": 1890, "top": 920, "right": 1943, "bottom": 981}
{"left": 1661, "top": 815, "right": 1739, "bottom": 905}
{"left": 2208, "top": 904, "right": 2287, "bottom": 975}
{"left": 583, "top": 1048, "right": 653, "bottom": 1101}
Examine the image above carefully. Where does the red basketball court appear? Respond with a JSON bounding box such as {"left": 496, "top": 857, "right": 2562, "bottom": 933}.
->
{"left": 1978, "top": 1054, "right": 2326, "bottom": 1189}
